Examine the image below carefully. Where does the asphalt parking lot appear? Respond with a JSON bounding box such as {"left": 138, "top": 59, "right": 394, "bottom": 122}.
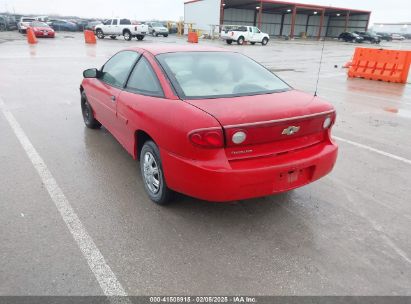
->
{"left": 1, "top": 32, "right": 410, "bottom": 296}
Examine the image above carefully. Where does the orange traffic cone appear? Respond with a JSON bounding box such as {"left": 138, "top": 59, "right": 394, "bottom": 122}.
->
{"left": 84, "top": 30, "right": 96, "bottom": 44}
{"left": 26, "top": 27, "right": 37, "bottom": 44}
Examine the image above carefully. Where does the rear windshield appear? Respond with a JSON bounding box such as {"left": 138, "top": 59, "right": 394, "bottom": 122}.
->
{"left": 30, "top": 21, "right": 49, "bottom": 27}
{"left": 157, "top": 52, "right": 290, "bottom": 99}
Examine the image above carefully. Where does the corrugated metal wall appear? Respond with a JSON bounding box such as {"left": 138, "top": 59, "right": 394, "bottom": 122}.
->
{"left": 223, "top": 8, "right": 369, "bottom": 37}
{"left": 326, "top": 14, "right": 369, "bottom": 37}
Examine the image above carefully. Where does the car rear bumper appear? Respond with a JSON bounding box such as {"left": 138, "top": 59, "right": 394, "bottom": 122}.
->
{"left": 161, "top": 140, "right": 338, "bottom": 202}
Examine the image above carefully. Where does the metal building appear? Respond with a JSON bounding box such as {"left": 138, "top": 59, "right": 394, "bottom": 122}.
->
{"left": 184, "top": 0, "right": 371, "bottom": 38}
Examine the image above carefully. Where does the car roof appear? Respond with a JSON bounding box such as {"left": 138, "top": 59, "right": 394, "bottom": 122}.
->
{"left": 124, "top": 44, "right": 230, "bottom": 56}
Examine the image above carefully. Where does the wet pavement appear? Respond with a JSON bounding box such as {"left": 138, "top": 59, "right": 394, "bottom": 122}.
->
{"left": 0, "top": 31, "right": 410, "bottom": 296}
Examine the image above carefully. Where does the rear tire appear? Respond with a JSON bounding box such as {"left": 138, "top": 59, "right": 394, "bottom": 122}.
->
{"left": 81, "top": 91, "right": 101, "bottom": 129}
{"left": 163, "top": 34, "right": 168, "bottom": 37}
{"left": 136, "top": 35, "right": 144, "bottom": 41}
{"left": 140, "top": 141, "right": 172, "bottom": 205}
{"left": 123, "top": 30, "right": 132, "bottom": 41}
{"left": 226, "top": 39, "right": 233, "bottom": 45}
{"left": 262, "top": 37, "right": 268, "bottom": 45}
{"left": 110, "top": 35, "right": 117, "bottom": 39}
{"left": 237, "top": 36, "right": 244, "bottom": 45}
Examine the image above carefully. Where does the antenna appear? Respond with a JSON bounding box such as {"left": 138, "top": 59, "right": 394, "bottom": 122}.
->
{"left": 314, "top": 35, "right": 326, "bottom": 97}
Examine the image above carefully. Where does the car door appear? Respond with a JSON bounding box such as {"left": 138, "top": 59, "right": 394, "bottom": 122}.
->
{"left": 116, "top": 55, "right": 165, "bottom": 153}
{"left": 111, "top": 19, "right": 119, "bottom": 34}
{"left": 104, "top": 19, "right": 113, "bottom": 34}
{"left": 87, "top": 51, "right": 140, "bottom": 135}
{"left": 251, "top": 26, "right": 263, "bottom": 42}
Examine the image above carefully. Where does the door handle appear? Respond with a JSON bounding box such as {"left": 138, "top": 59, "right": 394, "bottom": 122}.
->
{"left": 111, "top": 95, "right": 116, "bottom": 102}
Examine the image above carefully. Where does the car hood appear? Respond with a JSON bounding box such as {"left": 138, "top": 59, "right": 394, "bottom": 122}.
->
{"left": 184, "top": 90, "right": 334, "bottom": 126}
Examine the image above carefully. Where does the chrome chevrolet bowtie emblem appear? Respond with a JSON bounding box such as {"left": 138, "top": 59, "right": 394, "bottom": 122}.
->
{"left": 282, "top": 126, "right": 300, "bottom": 135}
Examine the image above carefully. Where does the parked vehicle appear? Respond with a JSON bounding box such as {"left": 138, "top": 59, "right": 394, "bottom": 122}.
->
{"left": 94, "top": 18, "right": 148, "bottom": 41}
{"left": 0, "top": 16, "right": 7, "bottom": 31}
{"left": 338, "top": 32, "right": 364, "bottom": 43}
{"left": 354, "top": 31, "right": 381, "bottom": 44}
{"left": 49, "top": 20, "right": 78, "bottom": 31}
{"left": 18, "top": 17, "right": 36, "bottom": 33}
{"left": 146, "top": 22, "right": 169, "bottom": 37}
{"left": 221, "top": 25, "right": 270, "bottom": 45}
{"left": 0, "top": 15, "right": 17, "bottom": 31}
{"left": 80, "top": 46, "right": 338, "bottom": 204}
{"left": 376, "top": 32, "right": 392, "bottom": 41}
{"left": 74, "top": 20, "right": 90, "bottom": 31}
{"left": 85, "top": 21, "right": 101, "bottom": 31}
{"left": 28, "top": 21, "right": 55, "bottom": 38}
{"left": 391, "top": 33, "right": 405, "bottom": 41}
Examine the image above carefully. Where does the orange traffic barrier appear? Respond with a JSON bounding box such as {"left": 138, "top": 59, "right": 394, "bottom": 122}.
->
{"left": 187, "top": 32, "right": 198, "bottom": 43}
{"left": 84, "top": 30, "right": 96, "bottom": 44}
{"left": 348, "top": 47, "right": 411, "bottom": 84}
{"left": 26, "top": 27, "right": 37, "bottom": 44}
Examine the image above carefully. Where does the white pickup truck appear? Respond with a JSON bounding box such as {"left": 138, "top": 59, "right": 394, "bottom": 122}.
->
{"left": 221, "top": 25, "right": 270, "bottom": 45}
{"left": 95, "top": 18, "right": 148, "bottom": 41}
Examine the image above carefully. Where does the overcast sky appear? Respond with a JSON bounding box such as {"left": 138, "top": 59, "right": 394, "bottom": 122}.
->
{"left": 0, "top": 0, "right": 409, "bottom": 24}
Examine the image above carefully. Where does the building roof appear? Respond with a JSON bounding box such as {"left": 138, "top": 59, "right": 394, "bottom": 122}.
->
{"left": 185, "top": 0, "right": 371, "bottom": 15}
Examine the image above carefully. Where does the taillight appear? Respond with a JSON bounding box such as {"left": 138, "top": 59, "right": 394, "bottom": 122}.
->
{"left": 324, "top": 111, "right": 336, "bottom": 129}
{"left": 189, "top": 128, "right": 224, "bottom": 148}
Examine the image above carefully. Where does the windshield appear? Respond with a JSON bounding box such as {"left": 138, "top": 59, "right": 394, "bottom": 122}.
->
{"left": 30, "top": 21, "right": 49, "bottom": 27}
{"left": 152, "top": 22, "right": 164, "bottom": 27}
{"left": 157, "top": 52, "right": 290, "bottom": 99}
{"left": 22, "top": 18, "right": 35, "bottom": 22}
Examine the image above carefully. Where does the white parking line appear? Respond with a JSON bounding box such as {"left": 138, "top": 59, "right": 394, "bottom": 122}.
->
{"left": 0, "top": 99, "right": 129, "bottom": 300}
{"left": 334, "top": 136, "right": 411, "bottom": 165}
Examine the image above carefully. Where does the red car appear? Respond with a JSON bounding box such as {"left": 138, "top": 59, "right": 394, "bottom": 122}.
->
{"left": 29, "top": 21, "right": 55, "bottom": 38}
{"left": 80, "top": 45, "right": 338, "bottom": 204}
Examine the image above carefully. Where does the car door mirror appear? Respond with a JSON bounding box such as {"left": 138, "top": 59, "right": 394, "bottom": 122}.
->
{"left": 83, "top": 68, "right": 101, "bottom": 78}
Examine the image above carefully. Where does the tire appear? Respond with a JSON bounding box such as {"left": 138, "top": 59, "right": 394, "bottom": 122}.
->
{"left": 262, "top": 37, "right": 269, "bottom": 46}
{"left": 96, "top": 29, "right": 104, "bottom": 39}
{"left": 81, "top": 91, "right": 101, "bottom": 129}
{"left": 110, "top": 35, "right": 117, "bottom": 39}
{"left": 237, "top": 36, "right": 245, "bottom": 45}
{"left": 123, "top": 30, "right": 132, "bottom": 41}
{"left": 152, "top": 30, "right": 156, "bottom": 36}
{"left": 163, "top": 34, "right": 168, "bottom": 37}
{"left": 250, "top": 42, "right": 256, "bottom": 45}
{"left": 136, "top": 35, "right": 144, "bottom": 41}
{"left": 140, "top": 141, "right": 172, "bottom": 205}
{"left": 226, "top": 39, "right": 233, "bottom": 45}
{"left": 0, "top": 24, "right": 6, "bottom": 32}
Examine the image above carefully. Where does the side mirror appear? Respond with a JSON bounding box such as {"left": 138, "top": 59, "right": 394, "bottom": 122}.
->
{"left": 83, "top": 68, "right": 101, "bottom": 78}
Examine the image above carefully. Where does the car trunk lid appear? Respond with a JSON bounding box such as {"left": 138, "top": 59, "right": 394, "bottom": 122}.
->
{"left": 185, "top": 90, "right": 335, "bottom": 160}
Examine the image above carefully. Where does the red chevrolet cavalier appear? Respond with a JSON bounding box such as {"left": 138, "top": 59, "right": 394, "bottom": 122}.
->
{"left": 80, "top": 45, "right": 338, "bottom": 204}
{"left": 29, "top": 21, "right": 55, "bottom": 38}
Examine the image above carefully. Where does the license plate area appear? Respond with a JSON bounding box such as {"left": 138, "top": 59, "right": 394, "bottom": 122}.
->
{"left": 276, "top": 166, "right": 314, "bottom": 191}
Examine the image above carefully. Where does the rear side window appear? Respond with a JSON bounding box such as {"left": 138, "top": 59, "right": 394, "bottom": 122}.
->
{"left": 126, "top": 57, "right": 163, "bottom": 97}
{"left": 112, "top": 19, "right": 118, "bottom": 25}
{"left": 101, "top": 51, "right": 139, "bottom": 87}
{"left": 120, "top": 19, "right": 131, "bottom": 25}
